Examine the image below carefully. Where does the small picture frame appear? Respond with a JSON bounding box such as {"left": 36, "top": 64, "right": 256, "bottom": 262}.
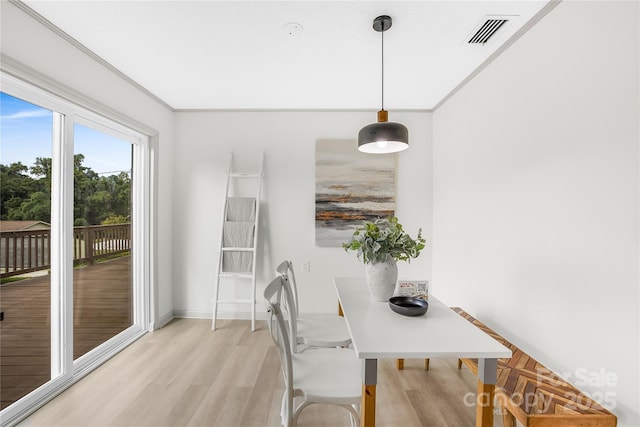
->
{"left": 395, "top": 280, "right": 429, "bottom": 300}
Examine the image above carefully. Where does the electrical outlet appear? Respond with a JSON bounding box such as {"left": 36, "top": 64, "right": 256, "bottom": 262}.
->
{"left": 302, "top": 261, "right": 311, "bottom": 272}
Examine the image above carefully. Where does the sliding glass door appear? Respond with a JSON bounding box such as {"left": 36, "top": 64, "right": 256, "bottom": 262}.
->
{"left": 0, "top": 73, "right": 150, "bottom": 424}
{"left": 0, "top": 93, "right": 56, "bottom": 409}
{"left": 72, "top": 123, "right": 134, "bottom": 361}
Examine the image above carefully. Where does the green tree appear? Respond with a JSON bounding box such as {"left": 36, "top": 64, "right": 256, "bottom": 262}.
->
{"left": 30, "top": 157, "right": 52, "bottom": 196}
{"left": 8, "top": 191, "right": 51, "bottom": 222}
{"left": 73, "top": 153, "right": 99, "bottom": 223}
{"left": 103, "top": 172, "right": 131, "bottom": 219}
{"left": 102, "top": 214, "right": 128, "bottom": 225}
{"left": 84, "top": 190, "right": 112, "bottom": 224}
{"left": 0, "top": 162, "right": 36, "bottom": 219}
{"left": 2, "top": 154, "right": 131, "bottom": 225}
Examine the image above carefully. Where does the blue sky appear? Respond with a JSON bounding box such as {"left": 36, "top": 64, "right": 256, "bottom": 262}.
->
{"left": 1, "top": 92, "right": 132, "bottom": 176}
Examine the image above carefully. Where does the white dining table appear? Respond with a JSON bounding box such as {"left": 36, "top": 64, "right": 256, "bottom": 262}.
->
{"left": 334, "top": 277, "right": 512, "bottom": 427}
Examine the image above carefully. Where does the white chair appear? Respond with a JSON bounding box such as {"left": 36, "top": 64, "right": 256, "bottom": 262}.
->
{"left": 275, "top": 260, "right": 352, "bottom": 350}
{"left": 264, "top": 276, "right": 361, "bottom": 427}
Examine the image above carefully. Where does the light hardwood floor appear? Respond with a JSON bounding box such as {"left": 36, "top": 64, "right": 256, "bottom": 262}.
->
{"left": 20, "top": 319, "right": 505, "bottom": 427}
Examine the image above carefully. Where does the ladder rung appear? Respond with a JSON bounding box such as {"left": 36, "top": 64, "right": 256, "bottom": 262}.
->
{"left": 221, "top": 247, "right": 255, "bottom": 252}
{"left": 229, "top": 173, "right": 261, "bottom": 178}
{"left": 219, "top": 272, "right": 253, "bottom": 279}
{"left": 216, "top": 299, "right": 254, "bottom": 304}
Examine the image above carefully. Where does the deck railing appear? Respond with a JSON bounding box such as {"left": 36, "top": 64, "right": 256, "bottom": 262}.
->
{"left": 0, "top": 224, "right": 131, "bottom": 278}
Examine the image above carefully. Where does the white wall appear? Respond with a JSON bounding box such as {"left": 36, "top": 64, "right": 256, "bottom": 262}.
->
{"left": 173, "top": 111, "right": 432, "bottom": 317}
{"left": 433, "top": 1, "right": 639, "bottom": 425}
{"left": 8, "top": 0, "right": 637, "bottom": 422}
{"left": 0, "top": 2, "right": 175, "bottom": 325}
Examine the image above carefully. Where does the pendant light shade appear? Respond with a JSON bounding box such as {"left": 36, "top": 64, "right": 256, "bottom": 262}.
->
{"left": 358, "top": 112, "right": 409, "bottom": 154}
{"left": 358, "top": 15, "right": 409, "bottom": 154}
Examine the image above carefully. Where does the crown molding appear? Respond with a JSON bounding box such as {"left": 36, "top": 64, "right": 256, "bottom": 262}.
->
{"left": 1, "top": 53, "right": 158, "bottom": 137}
{"left": 9, "top": 0, "right": 175, "bottom": 112}
{"left": 173, "top": 108, "right": 433, "bottom": 114}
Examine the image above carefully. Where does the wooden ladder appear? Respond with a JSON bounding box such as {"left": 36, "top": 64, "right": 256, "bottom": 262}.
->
{"left": 212, "top": 153, "right": 264, "bottom": 331}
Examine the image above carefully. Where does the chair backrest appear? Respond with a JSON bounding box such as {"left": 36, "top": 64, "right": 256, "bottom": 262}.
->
{"left": 263, "top": 277, "right": 294, "bottom": 426}
{"left": 276, "top": 260, "right": 299, "bottom": 316}
{"left": 264, "top": 273, "right": 299, "bottom": 353}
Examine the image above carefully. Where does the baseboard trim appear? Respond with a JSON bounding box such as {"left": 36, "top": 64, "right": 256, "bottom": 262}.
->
{"left": 150, "top": 311, "right": 174, "bottom": 330}
{"left": 172, "top": 310, "right": 268, "bottom": 321}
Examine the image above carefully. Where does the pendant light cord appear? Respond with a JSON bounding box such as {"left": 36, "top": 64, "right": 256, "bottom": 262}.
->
{"left": 381, "top": 20, "right": 385, "bottom": 111}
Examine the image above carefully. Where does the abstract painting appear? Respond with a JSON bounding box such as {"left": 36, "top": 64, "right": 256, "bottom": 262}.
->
{"left": 315, "top": 139, "right": 396, "bottom": 247}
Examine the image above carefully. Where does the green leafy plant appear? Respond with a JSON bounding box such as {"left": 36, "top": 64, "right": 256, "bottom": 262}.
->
{"left": 342, "top": 216, "right": 425, "bottom": 264}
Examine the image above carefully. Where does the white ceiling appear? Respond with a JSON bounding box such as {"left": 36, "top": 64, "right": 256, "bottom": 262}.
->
{"left": 23, "top": 1, "right": 552, "bottom": 111}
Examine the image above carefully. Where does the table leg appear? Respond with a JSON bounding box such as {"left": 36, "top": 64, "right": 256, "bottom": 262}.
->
{"left": 361, "top": 359, "right": 377, "bottom": 427}
{"left": 476, "top": 358, "right": 497, "bottom": 427}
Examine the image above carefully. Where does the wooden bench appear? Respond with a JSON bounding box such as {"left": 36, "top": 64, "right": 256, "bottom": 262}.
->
{"left": 453, "top": 308, "right": 617, "bottom": 427}
{"left": 396, "top": 308, "right": 617, "bottom": 426}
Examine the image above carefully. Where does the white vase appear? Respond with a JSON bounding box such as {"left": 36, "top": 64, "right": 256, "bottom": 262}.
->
{"left": 364, "top": 257, "right": 398, "bottom": 301}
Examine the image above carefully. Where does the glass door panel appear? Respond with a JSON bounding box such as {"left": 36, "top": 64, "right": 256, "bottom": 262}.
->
{"left": 0, "top": 75, "right": 148, "bottom": 426}
{"left": 72, "top": 123, "right": 133, "bottom": 360}
{"left": 0, "top": 93, "right": 54, "bottom": 409}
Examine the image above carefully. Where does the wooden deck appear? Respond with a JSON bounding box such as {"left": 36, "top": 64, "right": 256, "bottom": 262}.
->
{"left": 0, "top": 256, "right": 132, "bottom": 410}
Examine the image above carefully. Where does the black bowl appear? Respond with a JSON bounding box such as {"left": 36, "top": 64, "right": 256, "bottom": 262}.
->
{"left": 388, "top": 296, "right": 429, "bottom": 317}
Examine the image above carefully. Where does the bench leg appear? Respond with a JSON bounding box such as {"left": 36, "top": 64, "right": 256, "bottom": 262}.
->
{"left": 494, "top": 392, "right": 516, "bottom": 427}
{"left": 424, "top": 358, "right": 430, "bottom": 370}
{"left": 501, "top": 410, "right": 516, "bottom": 427}
{"left": 458, "top": 358, "right": 463, "bottom": 369}
{"left": 396, "top": 359, "right": 404, "bottom": 370}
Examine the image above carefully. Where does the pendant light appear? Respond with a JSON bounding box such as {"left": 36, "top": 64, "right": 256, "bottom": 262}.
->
{"left": 358, "top": 15, "right": 409, "bottom": 154}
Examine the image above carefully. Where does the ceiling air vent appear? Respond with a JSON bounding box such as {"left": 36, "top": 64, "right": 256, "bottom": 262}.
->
{"left": 467, "top": 17, "right": 509, "bottom": 45}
